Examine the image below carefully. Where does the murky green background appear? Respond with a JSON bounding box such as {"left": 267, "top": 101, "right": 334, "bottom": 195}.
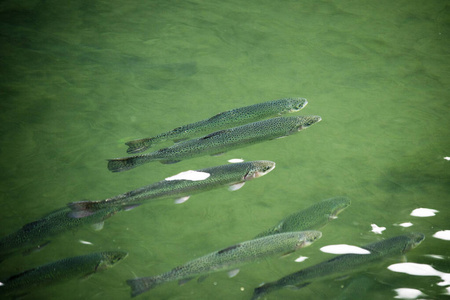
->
{"left": 0, "top": 0, "right": 448, "bottom": 299}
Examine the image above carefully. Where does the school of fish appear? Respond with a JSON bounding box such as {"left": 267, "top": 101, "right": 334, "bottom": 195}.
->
{"left": 0, "top": 98, "right": 426, "bottom": 299}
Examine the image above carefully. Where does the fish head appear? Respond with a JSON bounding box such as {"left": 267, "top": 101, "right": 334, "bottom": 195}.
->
{"left": 295, "top": 230, "right": 322, "bottom": 249}
{"left": 295, "top": 115, "right": 322, "bottom": 131}
{"left": 328, "top": 197, "right": 351, "bottom": 220}
{"left": 243, "top": 161, "right": 276, "bottom": 181}
{"left": 403, "top": 233, "right": 425, "bottom": 253}
{"left": 286, "top": 98, "right": 308, "bottom": 112}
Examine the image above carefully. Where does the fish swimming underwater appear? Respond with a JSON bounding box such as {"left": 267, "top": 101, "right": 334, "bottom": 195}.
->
{"left": 251, "top": 232, "right": 425, "bottom": 300}
{"left": 255, "top": 196, "right": 351, "bottom": 238}
{"left": 0, "top": 207, "right": 121, "bottom": 262}
{"left": 68, "top": 160, "right": 275, "bottom": 218}
{"left": 0, "top": 251, "right": 127, "bottom": 297}
{"left": 126, "top": 231, "right": 322, "bottom": 297}
{"left": 125, "top": 97, "right": 308, "bottom": 153}
{"left": 108, "top": 115, "right": 321, "bottom": 172}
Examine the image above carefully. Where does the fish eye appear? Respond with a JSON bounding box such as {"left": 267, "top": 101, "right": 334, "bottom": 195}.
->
{"left": 262, "top": 166, "right": 272, "bottom": 172}
{"left": 304, "top": 119, "right": 314, "bottom": 126}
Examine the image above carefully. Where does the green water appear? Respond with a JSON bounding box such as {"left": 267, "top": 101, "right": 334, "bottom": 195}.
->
{"left": 0, "top": 0, "right": 448, "bottom": 299}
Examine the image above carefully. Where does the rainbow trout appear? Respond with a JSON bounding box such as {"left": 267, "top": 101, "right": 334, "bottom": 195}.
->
{"left": 0, "top": 206, "right": 121, "bottom": 262}
{"left": 126, "top": 98, "right": 308, "bottom": 153}
{"left": 251, "top": 232, "right": 425, "bottom": 300}
{"left": 108, "top": 115, "right": 321, "bottom": 172}
{"left": 0, "top": 251, "right": 127, "bottom": 296}
{"left": 255, "top": 197, "right": 351, "bottom": 238}
{"left": 126, "top": 231, "right": 322, "bottom": 297}
{"left": 68, "top": 160, "right": 275, "bottom": 218}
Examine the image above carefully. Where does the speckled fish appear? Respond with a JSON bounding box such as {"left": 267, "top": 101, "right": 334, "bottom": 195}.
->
{"left": 255, "top": 196, "right": 351, "bottom": 238}
{"left": 69, "top": 160, "right": 275, "bottom": 218}
{"left": 0, "top": 251, "right": 127, "bottom": 297}
{"left": 126, "top": 231, "right": 322, "bottom": 297}
{"left": 0, "top": 207, "right": 121, "bottom": 262}
{"left": 125, "top": 98, "right": 308, "bottom": 153}
{"left": 108, "top": 115, "right": 321, "bottom": 172}
{"left": 251, "top": 233, "right": 425, "bottom": 300}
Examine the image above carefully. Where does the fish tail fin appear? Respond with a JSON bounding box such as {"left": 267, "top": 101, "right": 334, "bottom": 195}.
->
{"left": 126, "top": 277, "right": 160, "bottom": 297}
{"left": 251, "top": 281, "right": 283, "bottom": 300}
{"left": 125, "top": 138, "right": 153, "bottom": 154}
{"left": 251, "top": 285, "right": 268, "bottom": 300}
{"left": 67, "top": 201, "right": 104, "bottom": 218}
{"left": 107, "top": 155, "right": 152, "bottom": 172}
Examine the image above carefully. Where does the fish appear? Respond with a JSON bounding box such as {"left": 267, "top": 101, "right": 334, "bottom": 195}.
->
{"left": 126, "top": 230, "right": 322, "bottom": 297}
{"left": 68, "top": 160, "right": 276, "bottom": 218}
{"left": 255, "top": 196, "right": 351, "bottom": 238}
{"left": 125, "top": 98, "right": 308, "bottom": 153}
{"left": 0, "top": 251, "right": 127, "bottom": 296}
{"left": 251, "top": 232, "right": 425, "bottom": 300}
{"left": 0, "top": 206, "right": 121, "bottom": 262}
{"left": 108, "top": 115, "right": 321, "bottom": 172}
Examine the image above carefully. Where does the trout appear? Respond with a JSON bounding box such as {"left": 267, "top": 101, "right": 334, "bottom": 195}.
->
{"left": 109, "top": 115, "right": 321, "bottom": 172}
{"left": 126, "top": 231, "right": 322, "bottom": 297}
{"left": 126, "top": 98, "right": 308, "bottom": 153}
{"left": 69, "top": 161, "right": 275, "bottom": 218}
{"left": 0, "top": 251, "right": 127, "bottom": 296}
{"left": 251, "top": 233, "right": 425, "bottom": 299}
{"left": 255, "top": 197, "right": 351, "bottom": 238}
{"left": 0, "top": 207, "right": 120, "bottom": 262}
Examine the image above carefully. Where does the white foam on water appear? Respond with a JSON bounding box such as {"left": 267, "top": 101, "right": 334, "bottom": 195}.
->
{"left": 295, "top": 256, "right": 309, "bottom": 262}
{"left": 398, "top": 222, "right": 413, "bottom": 227}
{"left": 433, "top": 230, "right": 450, "bottom": 241}
{"left": 410, "top": 208, "right": 439, "bottom": 217}
{"left": 165, "top": 170, "right": 210, "bottom": 181}
{"left": 371, "top": 223, "right": 386, "bottom": 234}
{"left": 79, "top": 240, "right": 93, "bottom": 245}
{"left": 388, "top": 262, "right": 450, "bottom": 286}
{"left": 320, "top": 244, "right": 371, "bottom": 255}
{"left": 394, "top": 288, "right": 425, "bottom": 299}
{"left": 228, "top": 158, "right": 244, "bottom": 163}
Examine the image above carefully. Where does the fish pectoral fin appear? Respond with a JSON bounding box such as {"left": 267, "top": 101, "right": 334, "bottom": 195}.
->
{"left": 178, "top": 277, "right": 195, "bottom": 285}
{"left": 280, "top": 250, "right": 295, "bottom": 258}
{"left": 287, "top": 282, "right": 311, "bottom": 290}
{"left": 197, "top": 275, "right": 208, "bottom": 283}
{"left": 23, "top": 241, "right": 51, "bottom": 256}
{"left": 91, "top": 222, "right": 104, "bottom": 231}
{"left": 123, "top": 204, "right": 142, "bottom": 211}
{"left": 228, "top": 182, "right": 245, "bottom": 191}
{"left": 173, "top": 138, "right": 188, "bottom": 143}
{"left": 160, "top": 160, "right": 181, "bottom": 164}
{"left": 174, "top": 196, "right": 190, "bottom": 204}
{"left": 80, "top": 271, "right": 96, "bottom": 281}
{"left": 228, "top": 269, "right": 240, "bottom": 278}
{"left": 334, "top": 275, "right": 350, "bottom": 281}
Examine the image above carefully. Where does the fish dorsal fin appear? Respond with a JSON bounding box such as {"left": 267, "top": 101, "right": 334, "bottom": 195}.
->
{"left": 21, "top": 219, "right": 45, "bottom": 232}
{"left": 201, "top": 130, "right": 227, "bottom": 140}
{"left": 6, "top": 268, "right": 37, "bottom": 282}
{"left": 228, "top": 182, "right": 245, "bottom": 191}
{"left": 174, "top": 196, "right": 190, "bottom": 204}
{"left": 218, "top": 244, "right": 242, "bottom": 255}
{"left": 160, "top": 160, "right": 181, "bottom": 164}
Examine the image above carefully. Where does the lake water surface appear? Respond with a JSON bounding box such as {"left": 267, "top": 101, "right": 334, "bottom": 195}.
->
{"left": 0, "top": 0, "right": 448, "bottom": 299}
